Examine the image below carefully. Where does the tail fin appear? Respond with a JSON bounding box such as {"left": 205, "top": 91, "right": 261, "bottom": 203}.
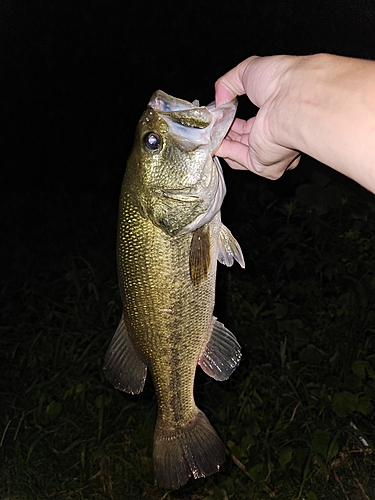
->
{"left": 153, "top": 410, "right": 226, "bottom": 490}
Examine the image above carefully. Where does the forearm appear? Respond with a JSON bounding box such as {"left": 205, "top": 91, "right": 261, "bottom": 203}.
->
{"left": 278, "top": 54, "right": 375, "bottom": 192}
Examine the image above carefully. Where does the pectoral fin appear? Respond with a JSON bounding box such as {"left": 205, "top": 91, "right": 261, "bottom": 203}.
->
{"left": 217, "top": 223, "right": 245, "bottom": 268}
{"left": 198, "top": 317, "right": 241, "bottom": 381}
{"left": 103, "top": 314, "right": 147, "bottom": 394}
{"left": 189, "top": 225, "right": 211, "bottom": 286}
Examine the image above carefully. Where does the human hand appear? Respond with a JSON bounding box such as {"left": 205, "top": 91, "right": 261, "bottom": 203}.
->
{"left": 215, "top": 55, "right": 303, "bottom": 179}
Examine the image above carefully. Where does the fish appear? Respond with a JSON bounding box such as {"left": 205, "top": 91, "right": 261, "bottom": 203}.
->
{"left": 103, "top": 90, "right": 245, "bottom": 490}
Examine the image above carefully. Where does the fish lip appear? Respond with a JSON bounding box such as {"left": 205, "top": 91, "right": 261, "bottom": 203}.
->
{"left": 149, "top": 90, "right": 196, "bottom": 112}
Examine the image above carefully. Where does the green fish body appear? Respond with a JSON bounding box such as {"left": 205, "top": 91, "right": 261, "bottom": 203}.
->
{"left": 103, "top": 91, "right": 244, "bottom": 489}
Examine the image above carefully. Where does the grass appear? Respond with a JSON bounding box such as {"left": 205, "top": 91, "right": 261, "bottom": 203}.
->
{"left": 1, "top": 164, "right": 375, "bottom": 499}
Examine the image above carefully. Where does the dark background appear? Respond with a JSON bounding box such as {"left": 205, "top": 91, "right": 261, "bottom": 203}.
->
{"left": 1, "top": 0, "right": 375, "bottom": 287}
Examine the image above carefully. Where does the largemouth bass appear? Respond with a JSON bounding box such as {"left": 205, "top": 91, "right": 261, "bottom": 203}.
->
{"left": 103, "top": 90, "right": 245, "bottom": 490}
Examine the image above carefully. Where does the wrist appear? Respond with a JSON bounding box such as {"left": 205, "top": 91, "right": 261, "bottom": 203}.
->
{"left": 272, "top": 53, "right": 375, "bottom": 192}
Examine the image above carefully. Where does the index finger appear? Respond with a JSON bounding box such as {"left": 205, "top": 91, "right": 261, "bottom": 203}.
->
{"left": 215, "top": 56, "right": 260, "bottom": 106}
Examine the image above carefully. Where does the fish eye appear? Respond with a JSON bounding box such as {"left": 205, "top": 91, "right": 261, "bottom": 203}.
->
{"left": 144, "top": 132, "right": 162, "bottom": 151}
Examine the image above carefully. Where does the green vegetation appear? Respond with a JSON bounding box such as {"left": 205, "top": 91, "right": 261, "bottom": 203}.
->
{"left": 1, "top": 167, "right": 375, "bottom": 499}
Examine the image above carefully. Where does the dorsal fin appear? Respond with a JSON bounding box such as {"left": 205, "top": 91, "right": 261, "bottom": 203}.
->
{"left": 103, "top": 315, "right": 147, "bottom": 394}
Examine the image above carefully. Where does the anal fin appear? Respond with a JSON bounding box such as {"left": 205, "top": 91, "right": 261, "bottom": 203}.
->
{"left": 198, "top": 317, "right": 241, "bottom": 381}
{"left": 103, "top": 314, "right": 147, "bottom": 394}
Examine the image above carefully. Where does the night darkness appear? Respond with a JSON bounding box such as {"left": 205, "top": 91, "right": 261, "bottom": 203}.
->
{"left": 2, "top": 1, "right": 375, "bottom": 498}
{"left": 2, "top": 0, "right": 375, "bottom": 287}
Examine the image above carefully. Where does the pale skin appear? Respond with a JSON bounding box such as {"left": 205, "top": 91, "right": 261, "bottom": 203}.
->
{"left": 215, "top": 53, "right": 375, "bottom": 194}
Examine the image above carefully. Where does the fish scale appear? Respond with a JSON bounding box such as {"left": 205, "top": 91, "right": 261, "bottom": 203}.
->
{"left": 118, "top": 192, "right": 217, "bottom": 421}
{"left": 103, "top": 90, "right": 245, "bottom": 490}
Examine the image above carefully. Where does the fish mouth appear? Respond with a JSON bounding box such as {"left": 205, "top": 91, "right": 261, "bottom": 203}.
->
{"left": 149, "top": 90, "right": 238, "bottom": 153}
{"left": 150, "top": 90, "right": 197, "bottom": 113}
